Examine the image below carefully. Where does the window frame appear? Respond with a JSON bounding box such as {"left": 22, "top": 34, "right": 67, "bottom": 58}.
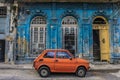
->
{"left": 62, "top": 16, "right": 78, "bottom": 56}
{"left": 30, "top": 16, "right": 46, "bottom": 57}
{"left": 0, "top": 7, "right": 7, "bottom": 18}
{"left": 43, "top": 51, "right": 55, "bottom": 58}
{"left": 56, "top": 51, "right": 71, "bottom": 59}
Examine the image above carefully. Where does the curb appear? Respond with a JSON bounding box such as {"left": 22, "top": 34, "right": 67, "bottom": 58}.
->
{"left": 89, "top": 69, "right": 120, "bottom": 72}
{"left": 0, "top": 66, "right": 33, "bottom": 70}
{"left": 0, "top": 67, "right": 33, "bottom": 70}
{"left": 0, "top": 67, "right": 120, "bottom": 72}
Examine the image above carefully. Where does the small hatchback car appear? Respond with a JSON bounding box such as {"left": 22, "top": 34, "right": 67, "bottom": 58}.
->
{"left": 33, "top": 49, "right": 90, "bottom": 77}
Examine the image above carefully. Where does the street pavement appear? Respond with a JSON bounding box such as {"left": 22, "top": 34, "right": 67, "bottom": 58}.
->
{"left": 0, "top": 69, "right": 120, "bottom": 80}
{"left": 0, "top": 62, "right": 120, "bottom": 80}
{"left": 0, "top": 62, "right": 120, "bottom": 71}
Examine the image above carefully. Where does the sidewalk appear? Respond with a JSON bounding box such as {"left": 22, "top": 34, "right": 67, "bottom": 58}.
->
{"left": 0, "top": 62, "right": 120, "bottom": 71}
{"left": 0, "top": 63, "right": 33, "bottom": 70}
{"left": 90, "top": 63, "right": 120, "bottom": 72}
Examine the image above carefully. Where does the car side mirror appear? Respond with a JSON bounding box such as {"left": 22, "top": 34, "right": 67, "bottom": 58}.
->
{"left": 69, "top": 57, "right": 72, "bottom": 60}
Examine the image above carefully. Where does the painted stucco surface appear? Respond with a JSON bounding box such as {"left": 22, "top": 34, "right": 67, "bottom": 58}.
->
{"left": 16, "top": 2, "right": 120, "bottom": 62}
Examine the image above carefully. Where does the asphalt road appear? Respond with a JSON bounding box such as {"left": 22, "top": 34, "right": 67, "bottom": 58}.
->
{"left": 0, "top": 69, "right": 120, "bottom": 80}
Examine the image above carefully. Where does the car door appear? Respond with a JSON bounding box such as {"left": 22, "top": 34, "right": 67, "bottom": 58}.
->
{"left": 42, "top": 51, "right": 55, "bottom": 71}
{"left": 54, "top": 51, "right": 76, "bottom": 72}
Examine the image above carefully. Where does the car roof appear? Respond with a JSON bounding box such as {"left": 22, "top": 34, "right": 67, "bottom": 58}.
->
{"left": 44, "top": 49, "right": 68, "bottom": 51}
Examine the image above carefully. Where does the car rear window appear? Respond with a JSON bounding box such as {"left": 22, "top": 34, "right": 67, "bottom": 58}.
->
{"left": 44, "top": 52, "right": 55, "bottom": 58}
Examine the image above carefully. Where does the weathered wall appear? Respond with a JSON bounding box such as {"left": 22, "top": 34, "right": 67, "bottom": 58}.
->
{"left": 17, "top": 2, "right": 120, "bottom": 63}
{"left": 0, "top": 3, "right": 11, "bottom": 63}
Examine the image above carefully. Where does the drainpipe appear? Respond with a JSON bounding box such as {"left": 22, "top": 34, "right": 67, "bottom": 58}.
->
{"left": 8, "top": 1, "right": 18, "bottom": 64}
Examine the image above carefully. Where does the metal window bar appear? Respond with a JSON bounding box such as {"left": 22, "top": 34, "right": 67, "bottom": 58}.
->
{"left": 62, "top": 16, "right": 78, "bottom": 55}
{"left": 30, "top": 16, "right": 46, "bottom": 57}
{"left": 0, "top": 7, "right": 7, "bottom": 17}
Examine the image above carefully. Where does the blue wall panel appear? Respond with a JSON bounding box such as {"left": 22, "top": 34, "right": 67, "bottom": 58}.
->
{"left": 16, "top": 2, "right": 120, "bottom": 62}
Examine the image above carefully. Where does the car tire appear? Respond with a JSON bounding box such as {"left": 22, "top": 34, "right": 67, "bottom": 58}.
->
{"left": 76, "top": 67, "right": 86, "bottom": 77}
{"left": 38, "top": 66, "right": 50, "bottom": 77}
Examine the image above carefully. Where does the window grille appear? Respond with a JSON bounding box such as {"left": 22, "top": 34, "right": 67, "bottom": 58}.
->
{"left": 0, "top": 7, "right": 7, "bottom": 17}
{"left": 30, "top": 16, "right": 46, "bottom": 57}
{"left": 62, "top": 16, "right": 78, "bottom": 55}
{"left": 62, "top": 16, "right": 77, "bottom": 25}
{"left": 93, "top": 18, "right": 106, "bottom": 24}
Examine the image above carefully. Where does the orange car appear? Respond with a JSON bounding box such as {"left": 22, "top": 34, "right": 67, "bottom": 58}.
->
{"left": 33, "top": 49, "right": 90, "bottom": 77}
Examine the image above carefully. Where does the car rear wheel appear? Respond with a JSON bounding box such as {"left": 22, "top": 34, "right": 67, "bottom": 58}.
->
{"left": 76, "top": 67, "right": 86, "bottom": 77}
{"left": 38, "top": 66, "right": 50, "bottom": 77}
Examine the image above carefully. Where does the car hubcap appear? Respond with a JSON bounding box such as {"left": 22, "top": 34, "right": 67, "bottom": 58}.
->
{"left": 78, "top": 70, "right": 84, "bottom": 76}
{"left": 41, "top": 69, "right": 48, "bottom": 76}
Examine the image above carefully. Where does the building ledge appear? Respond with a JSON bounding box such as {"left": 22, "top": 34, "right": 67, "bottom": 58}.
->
{"left": 17, "top": 0, "right": 119, "bottom": 3}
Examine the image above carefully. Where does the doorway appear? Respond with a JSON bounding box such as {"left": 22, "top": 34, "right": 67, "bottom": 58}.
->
{"left": 93, "top": 16, "right": 110, "bottom": 62}
{"left": 93, "top": 30, "right": 100, "bottom": 61}
{"left": 0, "top": 40, "right": 5, "bottom": 62}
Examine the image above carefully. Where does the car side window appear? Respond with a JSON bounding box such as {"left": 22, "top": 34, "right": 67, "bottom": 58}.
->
{"left": 44, "top": 52, "right": 54, "bottom": 58}
{"left": 56, "top": 52, "right": 71, "bottom": 59}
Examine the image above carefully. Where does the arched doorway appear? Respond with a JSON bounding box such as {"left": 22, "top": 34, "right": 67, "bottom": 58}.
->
{"left": 30, "top": 16, "right": 46, "bottom": 57}
{"left": 92, "top": 16, "right": 110, "bottom": 62}
{"left": 62, "top": 16, "right": 78, "bottom": 56}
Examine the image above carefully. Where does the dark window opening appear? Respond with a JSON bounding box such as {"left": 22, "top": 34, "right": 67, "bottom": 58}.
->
{"left": 0, "top": 7, "right": 7, "bottom": 17}
{"left": 62, "top": 16, "right": 77, "bottom": 56}
{"left": 93, "top": 30, "right": 101, "bottom": 61}
{"left": 0, "top": 40, "right": 5, "bottom": 62}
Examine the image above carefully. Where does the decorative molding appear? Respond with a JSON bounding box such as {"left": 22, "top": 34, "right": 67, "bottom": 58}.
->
{"left": 34, "top": 10, "right": 47, "bottom": 18}
{"left": 92, "top": 10, "right": 110, "bottom": 20}
{"left": 93, "top": 10, "right": 106, "bottom": 16}
{"left": 61, "top": 10, "right": 79, "bottom": 20}
{"left": 17, "top": 0, "right": 120, "bottom": 3}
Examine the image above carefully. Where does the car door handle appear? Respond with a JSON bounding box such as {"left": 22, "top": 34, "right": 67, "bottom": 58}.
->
{"left": 55, "top": 60, "right": 58, "bottom": 62}
{"left": 39, "top": 59, "right": 44, "bottom": 62}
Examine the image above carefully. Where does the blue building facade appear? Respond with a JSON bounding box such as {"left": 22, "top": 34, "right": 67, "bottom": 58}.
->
{"left": 0, "top": 3, "right": 11, "bottom": 63}
{"left": 16, "top": 2, "right": 120, "bottom": 63}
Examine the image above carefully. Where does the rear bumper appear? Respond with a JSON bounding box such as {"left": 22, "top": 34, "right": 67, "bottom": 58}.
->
{"left": 88, "top": 66, "right": 90, "bottom": 70}
{"left": 86, "top": 64, "right": 90, "bottom": 71}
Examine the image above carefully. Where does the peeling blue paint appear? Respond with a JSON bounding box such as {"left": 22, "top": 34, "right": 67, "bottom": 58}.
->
{"left": 16, "top": 2, "right": 120, "bottom": 62}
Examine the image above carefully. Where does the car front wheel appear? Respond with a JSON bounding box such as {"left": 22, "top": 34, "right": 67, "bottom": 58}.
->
{"left": 76, "top": 67, "right": 86, "bottom": 77}
{"left": 38, "top": 66, "right": 50, "bottom": 77}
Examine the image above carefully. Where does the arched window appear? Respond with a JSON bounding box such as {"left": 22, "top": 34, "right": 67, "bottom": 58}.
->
{"left": 62, "top": 16, "right": 78, "bottom": 55}
{"left": 30, "top": 16, "right": 46, "bottom": 57}
{"left": 62, "top": 16, "right": 77, "bottom": 25}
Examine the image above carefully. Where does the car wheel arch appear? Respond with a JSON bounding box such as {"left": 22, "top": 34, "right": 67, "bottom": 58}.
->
{"left": 75, "top": 66, "right": 87, "bottom": 77}
{"left": 76, "top": 66, "right": 87, "bottom": 72}
{"left": 38, "top": 65, "right": 51, "bottom": 72}
{"left": 38, "top": 65, "right": 51, "bottom": 77}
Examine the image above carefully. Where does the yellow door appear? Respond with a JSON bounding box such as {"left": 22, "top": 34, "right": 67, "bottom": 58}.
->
{"left": 99, "top": 28, "right": 110, "bottom": 61}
